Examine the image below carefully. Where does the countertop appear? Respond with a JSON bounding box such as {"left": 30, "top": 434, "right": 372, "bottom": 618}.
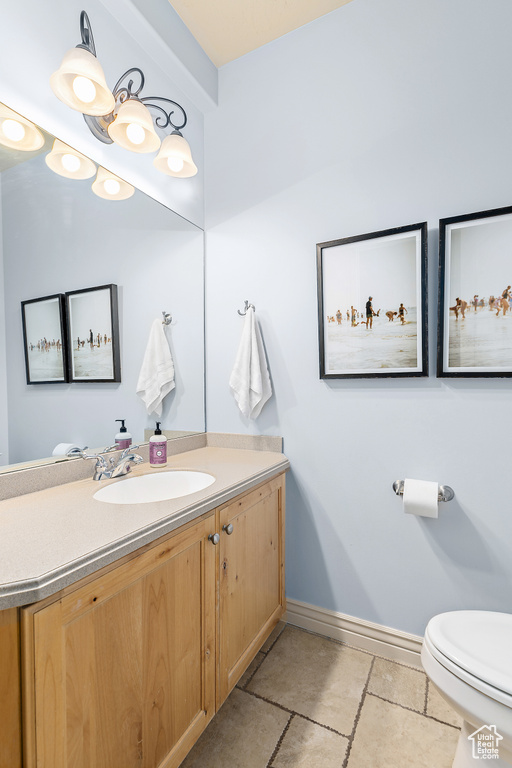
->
{"left": 0, "top": 446, "right": 289, "bottom": 609}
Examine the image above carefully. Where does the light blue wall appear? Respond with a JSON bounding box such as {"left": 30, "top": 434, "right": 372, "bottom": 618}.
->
{"left": 204, "top": 0, "right": 512, "bottom": 635}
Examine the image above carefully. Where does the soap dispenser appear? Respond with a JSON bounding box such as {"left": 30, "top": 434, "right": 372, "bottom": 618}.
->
{"left": 114, "top": 420, "right": 132, "bottom": 450}
{"left": 149, "top": 422, "right": 167, "bottom": 467}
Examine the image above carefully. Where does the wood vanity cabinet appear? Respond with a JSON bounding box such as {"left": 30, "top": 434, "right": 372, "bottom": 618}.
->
{"left": 21, "top": 513, "right": 218, "bottom": 768}
{"left": 3, "top": 472, "right": 285, "bottom": 768}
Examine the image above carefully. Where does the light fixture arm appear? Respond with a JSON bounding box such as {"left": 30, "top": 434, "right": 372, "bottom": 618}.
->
{"left": 76, "top": 10, "right": 96, "bottom": 56}
{"left": 111, "top": 67, "right": 146, "bottom": 102}
{"left": 139, "top": 97, "right": 187, "bottom": 133}
{"left": 110, "top": 69, "right": 188, "bottom": 133}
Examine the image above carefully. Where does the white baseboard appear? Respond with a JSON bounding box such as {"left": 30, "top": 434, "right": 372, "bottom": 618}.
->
{"left": 285, "top": 599, "right": 423, "bottom": 669}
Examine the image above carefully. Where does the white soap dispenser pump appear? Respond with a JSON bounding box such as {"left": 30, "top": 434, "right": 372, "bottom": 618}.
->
{"left": 149, "top": 422, "right": 167, "bottom": 467}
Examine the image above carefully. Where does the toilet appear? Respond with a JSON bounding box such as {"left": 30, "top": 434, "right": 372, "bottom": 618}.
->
{"left": 422, "top": 611, "right": 512, "bottom": 767}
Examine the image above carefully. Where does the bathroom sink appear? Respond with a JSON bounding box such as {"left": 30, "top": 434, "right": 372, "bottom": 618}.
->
{"left": 93, "top": 470, "right": 215, "bottom": 505}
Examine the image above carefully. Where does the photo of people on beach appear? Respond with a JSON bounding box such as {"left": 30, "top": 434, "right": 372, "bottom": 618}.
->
{"left": 438, "top": 207, "right": 512, "bottom": 377}
{"left": 66, "top": 284, "right": 120, "bottom": 382}
{"left": 21, "top": 295, "right": 67, "bottom": 383}
{"left": 317, "top": 223, "right": 427, "bottom": 378}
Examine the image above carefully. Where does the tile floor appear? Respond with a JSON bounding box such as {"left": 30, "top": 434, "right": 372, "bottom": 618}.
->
{"left": 180, "top": 623, "right": 462, "bottom": 768}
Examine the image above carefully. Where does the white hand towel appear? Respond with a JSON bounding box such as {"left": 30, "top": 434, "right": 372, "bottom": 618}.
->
{"left": 229, "top": 307, "right": 272, "bottom": 419}
{"left": 136, "top": 319, "right": 175, "bottom": 417}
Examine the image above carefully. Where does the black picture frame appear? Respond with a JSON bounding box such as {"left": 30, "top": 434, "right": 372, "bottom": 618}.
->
{"left": 65, "top": 284, "right": 121, "bottom": 383}
{"left": 21, "top": 294, "right": 68, "bottom": 384}
{"left": 317, "top": 222, "right": 428, "bottom": 379}
{"left": 438, "top": 205, "right": 512, "bottom": 378}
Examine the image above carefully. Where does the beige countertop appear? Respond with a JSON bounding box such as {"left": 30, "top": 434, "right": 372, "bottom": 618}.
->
{"left": 0, "top": 446, "right": 289, "bottom": 609}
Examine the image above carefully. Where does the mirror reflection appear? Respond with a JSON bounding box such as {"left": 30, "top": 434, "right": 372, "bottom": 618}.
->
{"left": 0, "top": 103, "right": 205, "bottom": 471}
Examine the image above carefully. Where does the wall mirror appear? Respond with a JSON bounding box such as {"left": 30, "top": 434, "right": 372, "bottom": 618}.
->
{"left": 0, "top": 102, "right": 205, "bottom": 472}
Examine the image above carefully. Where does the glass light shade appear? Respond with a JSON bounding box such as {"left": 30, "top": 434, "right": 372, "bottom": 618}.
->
{"left": 0, "top": 105, "right": 44, "bottom": 151}
{"left": 45, "top": 139, "right": 96, "bottom": 179}
{"left": 92, "top": 166, "right": 134, "bottom": 200}
{"left": 107, "top": 99, "right": 160, "bottom": 153}
{"left": 153, "top": 132, "right": 197, "bottom": 178}
{"left": 50, "top": 47, "right": 115, "bottom": 116}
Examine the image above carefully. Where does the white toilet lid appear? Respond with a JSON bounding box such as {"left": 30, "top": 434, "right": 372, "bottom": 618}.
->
{"left": 426, "top": 611, "right": 512, "bottom": 696}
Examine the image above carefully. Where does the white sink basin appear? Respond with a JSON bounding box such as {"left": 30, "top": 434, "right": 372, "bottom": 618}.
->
{"left": 93, "top": 470, "right": 215, "bottom": 505}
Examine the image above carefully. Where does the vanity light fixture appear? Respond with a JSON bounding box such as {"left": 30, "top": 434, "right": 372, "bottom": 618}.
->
{"left": 45, "top": 138, "right": 97, "bottom": 179}
{"left": 92, "top": 166, "right": 135, "bottom": 200}
{"left": 0, "top": 105, "right": 45, "bottom": 152}
{"left": 50, "top": 11, "right": 197, "bottom": 178}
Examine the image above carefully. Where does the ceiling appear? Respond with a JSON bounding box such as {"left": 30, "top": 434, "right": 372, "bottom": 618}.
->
{"left": 168, "top": 0, "right": 354, "bottom": 67}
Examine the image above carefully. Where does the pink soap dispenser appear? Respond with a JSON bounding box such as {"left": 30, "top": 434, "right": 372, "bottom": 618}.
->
{"left": 149, "top": 422, "right": 167, "bottom": 467}
{"left": 114, "top": 420, "right": 132, "bottom": 450}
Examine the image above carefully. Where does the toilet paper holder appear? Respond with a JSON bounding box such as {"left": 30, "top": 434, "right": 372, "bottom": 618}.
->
{"left": 393, "top": 480, "right": 454, "bottom": 502}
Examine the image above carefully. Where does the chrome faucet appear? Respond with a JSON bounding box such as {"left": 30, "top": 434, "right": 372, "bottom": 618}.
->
{"left": 77, "top": 445, "right": 144, "bottom": 481}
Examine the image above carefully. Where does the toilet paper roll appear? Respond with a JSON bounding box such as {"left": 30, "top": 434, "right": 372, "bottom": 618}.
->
{"left": 52, "top": 443, "right": 80, "bottom": 457}
{"left": 403, "top": 478, "right": 438, "bottom": 518}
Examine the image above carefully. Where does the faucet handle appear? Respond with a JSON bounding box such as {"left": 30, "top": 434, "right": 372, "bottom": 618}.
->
{"left": 72, "top": 448, "right": 92, "bottom": 460}
{"left": 66, "top": 445, "right": 88, "bottom": 457}
{"left": 120, "top": 444, "right": 140, "bottom": 459}
{"left": 102, "top": 444, "right": 118, "bottom": 453}
{"left": 77, "top": 450, "right": 109, "bottom": 469}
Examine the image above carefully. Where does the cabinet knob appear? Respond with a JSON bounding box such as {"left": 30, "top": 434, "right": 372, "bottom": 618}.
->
{"left": 222, "top": 524, "right": 234, "bottom": 535}
{"left": 208, "top": 533, "right": 220, "bottom": 545}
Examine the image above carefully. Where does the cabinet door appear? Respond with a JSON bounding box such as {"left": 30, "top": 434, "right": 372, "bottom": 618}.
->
{"left": 0, "top": 607, "right": 22, "bottom": 768}
{"left": 22, "top": 515, "right": 216, "bottom": 768}
{"left": 217, "top": 475, "right": 285, "bottom": 706}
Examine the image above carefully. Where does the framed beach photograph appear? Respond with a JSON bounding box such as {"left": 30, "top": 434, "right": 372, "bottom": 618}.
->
{"left": 317, "top": 222, "right": 428, "bottom": 379}
{"left": 65, "top": 284, "right": 121, "bottom": 382}
{"left": 438, "top": 205, "right": 512, "bottom": 377}
{"left": 21, "top": 294, "right": 68, "bottom": 384}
